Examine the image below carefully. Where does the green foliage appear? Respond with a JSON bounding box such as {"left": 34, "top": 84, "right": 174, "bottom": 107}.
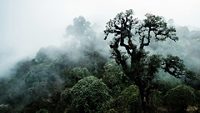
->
{"left": 64, "top": 67, "right": 92, "bottom": 87}
{"left": 148, "top": 91, "right": 163, "bottom": 109}
{"left": 103, "top": 9, "right": 200, "bottom": 113}
{"left": 120, "top": 85, "right": 140, "bottom": 105}
{"left": 162, "top": 55, "right": 185, "bottom": 78}
{"left": 24, "top": 61, "right": 63, "bottom": 99}
{"left": 154, "top": 71, "right": 182, "bottom": 92}
{"left": 109, "top": 85, "right": 141, "bottom": 113}
{"left": 164, "top": 85, "right": 196, "bottom": 112}
{"left": 102, "top": 61, "right": 129, "bottom": 96}
{"left": 143, "top": 13, "right": 178, "bottom": 41}
{"left": 0, "top": 55, "right": 65, "bottom": 113}
{"left": 36, "top": 109, "right": 48, "bottom": 113}
{"left": 0, "top": 9, "right": 199, "bottom": 113}
{"left": 82, "top": 51, "right": 108, "bottom": 77}
{"left": 103, "top": 61, "right": 124, "bottom": 85}
{"left": 70, "top": 67, "right": 92, "bottom": 79}
{"left": 70, "top": 76, "right": 111, "bottom": 113}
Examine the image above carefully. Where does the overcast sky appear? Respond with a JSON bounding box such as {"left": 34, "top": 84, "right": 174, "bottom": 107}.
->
{"left": 0, "top": 0, "right": 200, "bottom": 76}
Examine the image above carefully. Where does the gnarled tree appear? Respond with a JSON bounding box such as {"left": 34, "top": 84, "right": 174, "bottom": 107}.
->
{"left": 104, "top": 9, "right": 186, "bottom": 113}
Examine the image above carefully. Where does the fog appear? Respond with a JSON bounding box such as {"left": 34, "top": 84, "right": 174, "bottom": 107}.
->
{"left": 0, "top": 0, "right": 200, "bottom": 77}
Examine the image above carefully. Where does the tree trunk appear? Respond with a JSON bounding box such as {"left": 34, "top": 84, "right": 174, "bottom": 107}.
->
{"left": 139, "top": 87, "right": 147, "bottom": 113}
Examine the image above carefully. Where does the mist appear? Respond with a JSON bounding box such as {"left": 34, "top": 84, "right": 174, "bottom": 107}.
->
{"left": 1, "top": 1, "right": 200, "bottom": 113}
{"left": 1, "top": 0, "right": 200, "bottom": 77}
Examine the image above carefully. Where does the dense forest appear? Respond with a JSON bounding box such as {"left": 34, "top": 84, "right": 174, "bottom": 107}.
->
{"left": 0, "top": 10, "right": 200, "bottom": 113}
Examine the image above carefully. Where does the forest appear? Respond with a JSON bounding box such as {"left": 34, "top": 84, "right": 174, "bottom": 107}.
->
{"left": 0, "top": 10, "right": 200, "bottom": 113}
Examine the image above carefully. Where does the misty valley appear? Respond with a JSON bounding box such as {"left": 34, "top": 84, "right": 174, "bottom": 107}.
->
{"left": 0, "top": 10, "right": 200, "bottom": 113}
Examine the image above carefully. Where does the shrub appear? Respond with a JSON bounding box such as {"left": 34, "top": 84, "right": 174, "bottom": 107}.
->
{"left": 109, "top": 85, "right": 141, "bottom": 113}
{"left": 164, "top": 85, "right": 196, "bottom": 113}
{"left": 102, "top": 61, "right": 128, "bottom": 96}
{"left": 64, "top": 67, "right": 92, "bottom": 87}
{"left": 70, "top": 76, "right": 111, "bottom": 113}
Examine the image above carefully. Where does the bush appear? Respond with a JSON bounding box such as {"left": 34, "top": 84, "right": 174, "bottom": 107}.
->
{"left": 164, "top": 85, "right": 196, "bottom": 113}
{"left": 148, "top": 90, "right": 163, "bottom": 112}
{"left": 102, "top": 61, "right": 128, "bottom": 96}
{"left": 109, "top": 85, "right": 141, "bottom": 113}
{"left": 64, "top": 67, "right": 92, "bottom": 87}
{"left": 70, "top": 76, "right": 111, "bottom": 113}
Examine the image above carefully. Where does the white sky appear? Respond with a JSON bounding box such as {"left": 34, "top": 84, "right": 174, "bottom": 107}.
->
{"left": 0, "top": 0, "right": 200, "bottom": 76}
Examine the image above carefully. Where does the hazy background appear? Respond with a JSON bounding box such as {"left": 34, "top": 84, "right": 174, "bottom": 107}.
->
{"left": 0, "top": 0, "right": 200, "bottom": 77}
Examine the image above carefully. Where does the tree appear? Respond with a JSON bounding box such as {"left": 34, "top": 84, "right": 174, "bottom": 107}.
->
{"left": 164, "top": 85, "right": 196, "bottom": 113}
{"left": 69, "top": 76, "right": 111, "bottom": 113}
{"left": 109, "top": 85, "right": 141, "bottom": 113}
{"left": 65, "top": 67, "right": 92, "bottom": 87}
{"left": 104, "top": 9, "right": 185, "bottom": 112}
{"left": 102, "top": 61, "right": 129, "bottom": 96}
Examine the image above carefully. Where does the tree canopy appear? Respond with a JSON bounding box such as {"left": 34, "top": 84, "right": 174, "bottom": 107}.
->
{"left": 104, "top": 9, "right": 195, "bottom": 113}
